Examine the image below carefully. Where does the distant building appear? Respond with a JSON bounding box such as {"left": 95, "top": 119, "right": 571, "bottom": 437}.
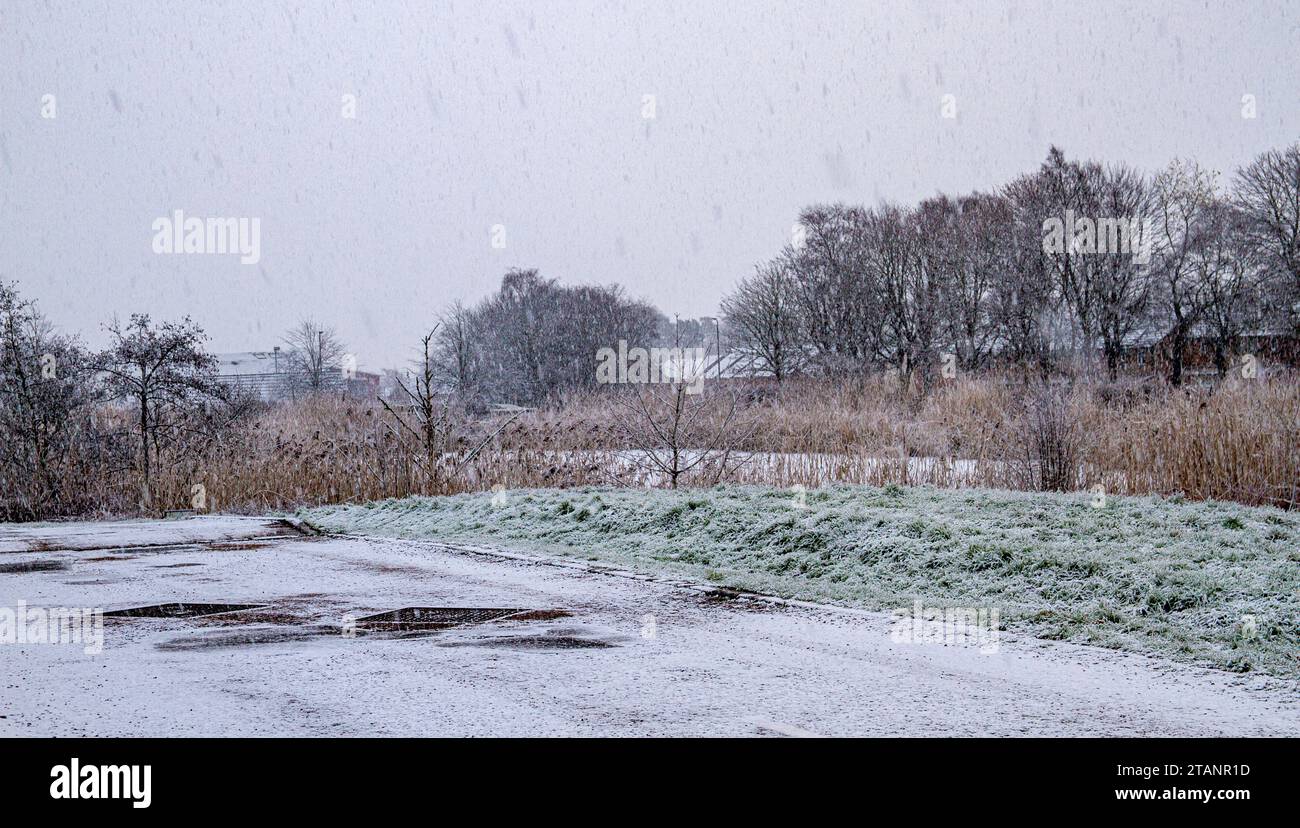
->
{"left": 1116, "top": 323, "right": 1298, "bottom": 377}
{"left": 345, "top": 370, "right": 381, "bottom": 399}
{"left": 215, "top": 350, "right": 291, "bottom": 401}
{"left": 702, "top": 350, "right": 777, "bottom": 381}
{"left": 216, "top": 349, "right": 379, "bottom": 402}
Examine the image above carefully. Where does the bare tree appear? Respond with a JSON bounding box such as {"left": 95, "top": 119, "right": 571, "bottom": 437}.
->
{"left": 282, "top": 319, "right": 349, "bottom": 395}
{"left": 448, "top": 269, "right": 659, "bottom": 406}
{"left": 0, "top": 282, "right": 98, "bottom": 519}
{"left": 1037, "top": 147, "right": 1101, "bottom": 369}
{"left": 433, "top": 300, "right": 479, "bottom": 397}
{"left": 383, "top": 326, "right": 532, "bottom": 492}
{"left": 1000, "top": 171, "right": 1060, "bottom": 378}
{"left": 936, "top": 193, "right": 1005, "bottom": 371}
{"left": 875, "top": 204, "right": 938, "bottom": 390}
{"left": 1199, "top": 201, "right": 1265, "bottom": 378}
{"left": 1149, "top": 160, "right": 1209, "bottom": 384}
{"left": 97, "top": 314, "right": 227, "bottom": 512}
{"left": 611, "top": 331, "right": 754, "bottom": 489}
{"left": 1234, "top": 143, "right": 1300, "bottom": 330}
{"left": 1091, "top": 163, "right": 1152, "bottom": 381}
{"left": 381, "top": 327, "right": 457, "bottom": 489}
{"left": 720, "top": 258, "right": 801, "bottom": 382}
{"left": 787, "top": 204, "right": 881, "bottom": 373}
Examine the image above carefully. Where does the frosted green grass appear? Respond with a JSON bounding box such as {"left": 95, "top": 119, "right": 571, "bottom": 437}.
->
{"left": 299, "top": 485, "right": 1299, "bottom": 678}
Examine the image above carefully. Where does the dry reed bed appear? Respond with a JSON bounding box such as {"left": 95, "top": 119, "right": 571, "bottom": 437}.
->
{"left": 64, "top": 375, "right": 1300, "bottom": 514}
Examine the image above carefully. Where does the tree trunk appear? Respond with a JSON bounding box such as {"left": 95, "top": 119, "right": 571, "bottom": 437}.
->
{"left": 1168, "top": 329, "right": 1187, "bottom": 387}
{"left": 138, "top": 393, "right": 152, "bottom": 513}
{"left": 1212, "top": 341, "right": 1229, "bottom": 379}
{"left": 1104, "top": 344, "right": 1120, "bottom": 382}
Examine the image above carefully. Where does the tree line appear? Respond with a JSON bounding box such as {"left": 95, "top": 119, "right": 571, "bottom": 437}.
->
{"left": 722, "top": 143, "right": 1300, "bottom": 387}
{"left": 428, "top": 267, "right": 672, "bottom": 407}
{"left": 5, "top": 142, "right": 1296, "bottom": 517}
{"left": 0, "top": 282, "right": 360, "bottom": 520}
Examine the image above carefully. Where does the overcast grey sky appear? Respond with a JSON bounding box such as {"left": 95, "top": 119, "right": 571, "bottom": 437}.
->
{"left": 1, "top": 0, "right": 1297, "bottom": 369}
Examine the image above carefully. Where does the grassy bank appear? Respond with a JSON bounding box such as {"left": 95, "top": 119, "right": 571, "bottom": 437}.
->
{"left": 299, "top": 485, "right": 1299, "bottom": 679}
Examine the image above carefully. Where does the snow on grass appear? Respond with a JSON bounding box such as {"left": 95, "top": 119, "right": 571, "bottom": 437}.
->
{"left": 299, "top": 485, "right": 1300, "bottom": 678}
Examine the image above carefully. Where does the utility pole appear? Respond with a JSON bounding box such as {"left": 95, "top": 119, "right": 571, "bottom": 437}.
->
{"left": 714, "top": 317, "right": 722, "bottom": 380}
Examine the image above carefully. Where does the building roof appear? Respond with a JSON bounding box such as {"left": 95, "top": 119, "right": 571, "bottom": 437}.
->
{"left": 703, "top": 350, "right": 776, "bottom": 379}
{"left": 215, "top": 351, "right": 287, "bottom": 376}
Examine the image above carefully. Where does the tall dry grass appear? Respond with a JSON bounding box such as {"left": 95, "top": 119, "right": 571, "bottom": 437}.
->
{"left": 1085, "top": 378, "right": 1299, "bottom": 507}
{"left": 36, "top": 373, "right": 1300, "bottom": 517}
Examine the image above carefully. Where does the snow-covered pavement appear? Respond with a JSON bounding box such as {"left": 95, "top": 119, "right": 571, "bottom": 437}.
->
{"left": 1, "top": 516, "right": 1295, "bottom": 736}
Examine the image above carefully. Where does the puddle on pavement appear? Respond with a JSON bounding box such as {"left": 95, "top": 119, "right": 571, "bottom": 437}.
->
{"left": 0, "top": 559, "right": 69, "bottom": 574}
{"left": 140, "top": 596, "right": 343, "bottom": 648}
{"left": 204, "top": 542, "right": 271, "bottom": 551}
{"left": 105, "top": 602, "right": 267, "bottom": 619}
{"left": 194, "top": 607, "right": 313, "bottom": 626}
{"left": 156, "top": 625, "right": 337, "bottom": 651}
{"left": 354, "top": 607, "right": 539, "bottom": 633}
{"left": 151, "top": 562, "right": 206, "bottom": 569}
{"left": 438, "top": 633, "right": 616, "bottom": 650}
{"left": 114, "top": 544, "right": 206, "bottom": 556}
{"left": 143, "top": 602, "right": 586, "bottom": 652}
